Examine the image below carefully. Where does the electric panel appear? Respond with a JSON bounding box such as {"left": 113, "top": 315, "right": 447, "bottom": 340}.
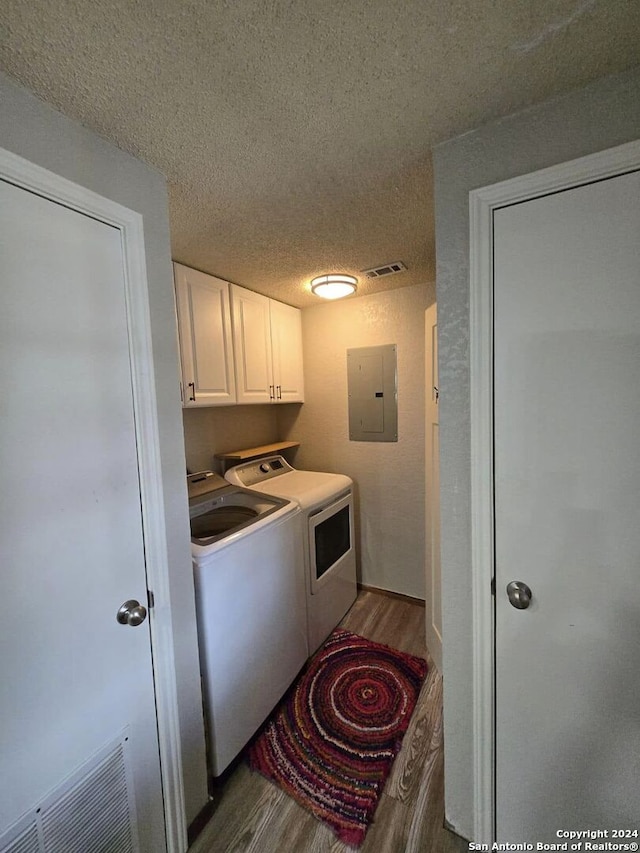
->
{"left": 347, "top": 344, "right": 398, "bottom": 442}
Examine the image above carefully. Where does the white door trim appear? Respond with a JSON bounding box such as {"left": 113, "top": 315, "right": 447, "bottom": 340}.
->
{"left": 468, "top": 138, "right": 640, "bottom": 845}
{"left": 424, "top": 303, "right": 442, "bottom": 672}
{"left": 0, "top": 148, "right": 187, "bottom": 852}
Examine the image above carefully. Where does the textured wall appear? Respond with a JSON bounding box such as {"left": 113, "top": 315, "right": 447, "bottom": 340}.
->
{"left": 278, "top": 282, "right": 434, "bottom": 600}
{"left": 182, "top": 405, "right": 280, "bottom": 473}
{"left": 0, "top": 72, "right": 208, "bottom": 827}
{"left": 433, "top": 66, "right": 640, "bottom": 840}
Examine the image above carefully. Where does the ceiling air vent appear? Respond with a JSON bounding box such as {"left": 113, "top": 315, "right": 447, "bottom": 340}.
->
{"left": 362, "top": 261, "right": 407, "bottom": 279}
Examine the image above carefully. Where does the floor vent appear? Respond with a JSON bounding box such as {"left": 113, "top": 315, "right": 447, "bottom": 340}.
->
{"left": 0, "top": 732, "right": 138, "bottom": 853}
{"left": 362, "top": 261, "right": 407, "bottom": 279}
{"left": 1, "top": 825, "right": 38, "bottom": 853}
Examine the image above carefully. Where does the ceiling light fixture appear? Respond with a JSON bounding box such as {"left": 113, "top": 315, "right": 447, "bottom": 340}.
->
{"left": 310, "top": 274, "right": 357, "bottom": 300}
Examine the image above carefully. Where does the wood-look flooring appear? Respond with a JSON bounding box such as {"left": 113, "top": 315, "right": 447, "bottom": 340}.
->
{"left": 189, "top": 590, "right": 468, "bottom": 853}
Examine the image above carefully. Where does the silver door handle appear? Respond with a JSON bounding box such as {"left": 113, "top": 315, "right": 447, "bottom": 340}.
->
{"left": 506, "top": 581, "right": 532, "bottom": 610}
{"left": 116, "top": 599, "right": 148, "bottom": 626}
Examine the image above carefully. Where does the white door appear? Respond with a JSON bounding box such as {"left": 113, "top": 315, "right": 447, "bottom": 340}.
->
{"left": 493, "top": 169, "right": 640, "bottom": 840}
{"left": 425, "top": 303, "right": 442, "bottom": 671}
{"left": 270, "top": 299, "right": 305, "bottom": 403}
{"left": 174, "top": 263, "right": 236, "bottom": 406}
{"left": 230, "top": 284, "right": 274, "bottom": 403}
{"left": 0, "top": 179, "right": 166, "bottom": 851}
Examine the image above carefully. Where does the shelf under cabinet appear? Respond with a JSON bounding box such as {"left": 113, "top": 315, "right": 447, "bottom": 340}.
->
{"left": 215, "top": 440, "right": 300, "bottom": 463}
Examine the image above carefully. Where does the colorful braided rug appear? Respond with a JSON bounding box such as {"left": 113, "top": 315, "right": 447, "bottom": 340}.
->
{"left": 246, "top": 628, "right": 428, "bottom": 847}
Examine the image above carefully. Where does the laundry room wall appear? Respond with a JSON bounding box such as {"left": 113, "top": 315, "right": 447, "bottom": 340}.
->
{"left": 182, "top": 405, "right": 280, "bottom": 473}
{"left": 433, "top": 65, "right": 640, "bottom": 840}
{"left": 278, "top": 281, "right": 433, "bottom": 601}
{"left": 0, "top": 71, "right": 209, "bottom": 826}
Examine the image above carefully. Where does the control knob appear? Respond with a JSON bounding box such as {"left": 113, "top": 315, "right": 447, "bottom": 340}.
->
{"left": 259, "top": 463, "right": 270, "bottom": 473}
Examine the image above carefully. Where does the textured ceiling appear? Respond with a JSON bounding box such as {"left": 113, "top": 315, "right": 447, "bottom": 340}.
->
{"left": 1, "top": 0, "right": 639, "bottom": 307}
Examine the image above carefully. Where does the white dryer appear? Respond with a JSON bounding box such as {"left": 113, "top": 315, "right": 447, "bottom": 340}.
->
{"left": 225, "top": 456, "right": 357, "bottom": 654}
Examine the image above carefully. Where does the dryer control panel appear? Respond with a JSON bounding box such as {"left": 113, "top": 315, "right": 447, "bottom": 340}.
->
{"left": 227, "top": 455, "right": 293, "bottom": 486}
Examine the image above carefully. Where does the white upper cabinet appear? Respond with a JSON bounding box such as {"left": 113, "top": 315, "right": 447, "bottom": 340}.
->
{"left": 230, "top": 284, "right": 305, "bottom": 404}
{"left": 270, "top": 298, "right": 305, "bottom": 403}
{"left": 229, "top": 286, "right": 273, "bottom": 403}
{"left": 174, "top": 263, "right": 237, "bottom": 406}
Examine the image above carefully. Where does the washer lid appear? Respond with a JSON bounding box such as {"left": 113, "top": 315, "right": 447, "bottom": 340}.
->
{"left": 189, "top": 483, "right": 297, "bottom": 554}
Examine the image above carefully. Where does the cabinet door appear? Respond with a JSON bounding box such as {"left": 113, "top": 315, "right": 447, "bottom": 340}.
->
{"left": 230, "top": 284, "right": 274, "bottom": 404}
{"left": 270, "top": 300, "right": 305, "bottom": 403}
{"left": 174, "top": 263, "right": 236, "bottom": 406}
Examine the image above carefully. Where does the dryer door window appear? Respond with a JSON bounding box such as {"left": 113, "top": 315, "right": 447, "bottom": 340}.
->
{"left": 309, "top": 492, "right": 354, "bottom": 592}
{"left": 315, "top": 505, "right": 350, "bottom": 579}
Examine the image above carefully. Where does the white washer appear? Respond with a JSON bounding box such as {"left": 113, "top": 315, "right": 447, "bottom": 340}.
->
{"left": 188, "top": 471, "right": 308, "bottom": 776}
{"left": 225, "top": 456, "right": 358, "bottom": 654}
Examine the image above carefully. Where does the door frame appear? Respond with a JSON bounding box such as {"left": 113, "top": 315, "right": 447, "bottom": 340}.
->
{"left": 424, "top": 302, "right": 442, "bottom": 672}
{"left": 0, "top": 147, "right": 187, "bottom": 851}
{"left": 468, "top": 138, "right": 640, "bottom": 845}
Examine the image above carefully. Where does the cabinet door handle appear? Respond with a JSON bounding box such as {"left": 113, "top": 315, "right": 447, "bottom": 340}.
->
{"left": 276, "top": 385, "right": 282, "bottom": 399}
{"left": 269, "top": 384, "right": 275, "bottom": 400}
{"left": 188, "top": 381, "right": 196, "bottom": 402}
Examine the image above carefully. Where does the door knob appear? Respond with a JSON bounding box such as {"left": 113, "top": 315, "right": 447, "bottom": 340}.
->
{"left": 116, "top": 599, "right": 148, "bottom": 626}
{"left": 506, "top": 581, "right": 532, "bottom": 610}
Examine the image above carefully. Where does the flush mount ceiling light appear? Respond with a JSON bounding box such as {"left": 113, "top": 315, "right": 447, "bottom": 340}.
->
{"left": 310, "top": 274, "right": 358, "bottom": 300}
